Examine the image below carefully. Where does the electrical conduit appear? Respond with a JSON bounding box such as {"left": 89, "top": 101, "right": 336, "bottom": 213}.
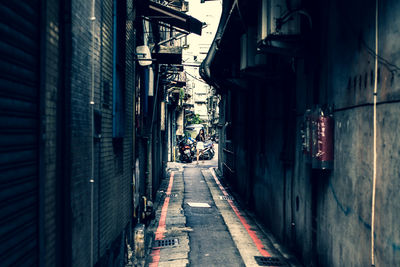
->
{"left": 90, "top": 0, "right": 96, "bottom": 266}
{"left": 371, "top": 0, "right": 378, "bottom": 266}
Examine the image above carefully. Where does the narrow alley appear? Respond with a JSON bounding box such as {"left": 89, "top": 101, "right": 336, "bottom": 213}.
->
{"left": 1, "top": 0, "right": 400, "bottom": 266}
{"left": 139, "top": 153, "right": 300, "bottom": 267}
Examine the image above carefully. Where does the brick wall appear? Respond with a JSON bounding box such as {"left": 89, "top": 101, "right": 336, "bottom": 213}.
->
{"left": 43, "top": 0, "right": 60, "bottom": 265}
{"left": 67, "top": 0, "right": 134, "bottom": 265}
{"left": 69, "top": 0, "right": 95, "bottom": 265}
{"left": 126, "top": 1, "right": 135, "bottom": 221}
{"left": 98, "top": 0, "right": 116, "bottom": 259}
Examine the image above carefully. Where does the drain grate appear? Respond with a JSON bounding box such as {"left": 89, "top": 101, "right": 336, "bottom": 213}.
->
{"left": 219, "top": 195, "right": 234, "bottom": 201}
{"left": 254, "top": 256, "right": 286, "bottom": 266}
{"left": 153, "top": 238, "right": 179, "bottom": 248}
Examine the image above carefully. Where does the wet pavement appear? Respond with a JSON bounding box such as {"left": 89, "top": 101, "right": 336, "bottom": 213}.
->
{"left": 141, "top": 151, "right": 301, "bottom": 267}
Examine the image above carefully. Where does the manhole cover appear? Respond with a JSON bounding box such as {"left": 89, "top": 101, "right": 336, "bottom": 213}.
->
{"left": 219, "top": 195, "right": 234, "bottom": 200}
{"left": 254, "top": 256, "right": 286, "bottom": 266}
{"left": 153, "top": 238, "right": 179, "bottom": 248}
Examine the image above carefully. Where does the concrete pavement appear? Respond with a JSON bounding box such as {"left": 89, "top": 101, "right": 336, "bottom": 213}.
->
{"left": 143, "top": 159, "right": 301, "bottom": 267}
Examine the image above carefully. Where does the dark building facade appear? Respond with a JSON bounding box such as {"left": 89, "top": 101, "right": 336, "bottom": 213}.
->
{"left": 0, "top": 0, "right": 203, "bottom": 265}
{"left": 202, "top": 0, "right": 400, "bottom": 266}
{"left": 134, "top": 0, "right": 202, "bottom": 204}
{"left": 0, "top": 0, "right": 135, "bottom": 266}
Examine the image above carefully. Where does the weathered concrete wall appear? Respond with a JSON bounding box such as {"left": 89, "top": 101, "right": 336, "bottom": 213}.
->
{"left": 318, "top": 0, "right": 400, "bottom": 266}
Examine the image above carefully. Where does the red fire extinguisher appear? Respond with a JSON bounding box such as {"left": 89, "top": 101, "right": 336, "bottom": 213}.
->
{"left": 311, "top": 107, "right": 333, "bottom": 170}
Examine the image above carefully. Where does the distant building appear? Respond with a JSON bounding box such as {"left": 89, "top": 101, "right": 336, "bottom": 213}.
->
{"left": 182, "top": 0, "right": 222, "bottom": 132}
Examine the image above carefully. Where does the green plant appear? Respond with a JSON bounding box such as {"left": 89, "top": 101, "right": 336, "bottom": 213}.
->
{"left": 179, "top": 88, "right": 185, "bottom": 106}
{"left": 187, "top": 114, "right": 203, "bottom": 125}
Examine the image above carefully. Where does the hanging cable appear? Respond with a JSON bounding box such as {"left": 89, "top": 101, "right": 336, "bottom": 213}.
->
{"left": 276, "top": 9, "right": 313, "bottom": 30}
{"left": 371, "top": 0, "right": 378, "bottom": 266}
{"left": 336, "top": 0, "right": 400, "bottom": 74}
{"left": 234, "top": 0, "right": 247, "bottom": 31}
{"left": 360, "top": 39, "right": 400, "bottom": 73}
{"left": 185, "top": 71, "right": 208, "bottom": 84}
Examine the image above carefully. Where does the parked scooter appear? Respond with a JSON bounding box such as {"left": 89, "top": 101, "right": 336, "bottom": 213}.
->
{"left": 199, "top": 140, "right": 215, "bottom": 160}
{"left": 178, "top": 137, "right": 193, "bottom": 163}
{"left": 186, "top": 137, "right": 197, "bottom": 160}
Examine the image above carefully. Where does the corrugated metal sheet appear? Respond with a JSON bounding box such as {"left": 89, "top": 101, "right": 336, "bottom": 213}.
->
{"left": 0, "top": 1, "right": 40, "bottom": 265}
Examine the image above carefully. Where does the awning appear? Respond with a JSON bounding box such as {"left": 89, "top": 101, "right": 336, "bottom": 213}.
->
{"left": 143, "top": 1, "right": 203, "bottom": 35}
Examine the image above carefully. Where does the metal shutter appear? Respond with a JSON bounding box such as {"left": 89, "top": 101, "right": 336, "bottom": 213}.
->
{"left": 0, "top": 1, "right": 40, "bottom": 266}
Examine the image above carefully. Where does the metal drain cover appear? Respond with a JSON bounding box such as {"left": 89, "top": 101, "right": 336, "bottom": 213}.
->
{"left": 254, "top": 256, "right": 286, "bottom": 266}
{"left": 219, "top": 195, "right": 234, "bottom": 200}
{"left": 153, "top": 238, "right": 179, "bottom": 248}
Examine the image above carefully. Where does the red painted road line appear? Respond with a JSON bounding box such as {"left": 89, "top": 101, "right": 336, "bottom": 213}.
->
{"left": 149, "top": 172, "right": 175, "bottom": 267}
{"left": 209, "top": 168, "right": 271, "bottom": 257}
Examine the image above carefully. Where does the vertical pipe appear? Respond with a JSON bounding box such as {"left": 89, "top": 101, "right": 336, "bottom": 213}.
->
{"left": 97, "top": 0, "right": 104, "bottom": 260}
{"left": 371, "top": 0, "right": 378, "bottom": 266}
{"left": 147, "top": 139, "right": 153, "bottom": 199}
{"left": 90, "top": 0, "right": 96, "bottom": 266}
{"left": 148, "top": 65, "right": 161, "bottom": 199}
{"left": 132, "top": 0, "right": 137, "bottom": 227}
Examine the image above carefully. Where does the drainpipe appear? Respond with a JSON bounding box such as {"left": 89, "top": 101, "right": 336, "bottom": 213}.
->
{"left": 89, "top": 0, "right": 96, "bottom": 266}
{"left": 147, "top": 65, "right": 161, "bottom": 200}
{"left": 147, "top": 138, "right": 152, "bottom": 200}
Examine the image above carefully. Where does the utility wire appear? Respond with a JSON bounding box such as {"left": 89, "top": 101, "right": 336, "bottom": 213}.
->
{"left": 361, "top": 39, "right": 400, "bottom": 73}
{"left": 184, "top": 70, "right": 208, "bottom": 84}
{"left": 337, "top": 0, "right": 400, "bottom": 74}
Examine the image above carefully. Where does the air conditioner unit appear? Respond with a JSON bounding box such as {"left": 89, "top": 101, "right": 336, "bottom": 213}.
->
{"left": 258, "top": 0, "right": 309, "bottom": 55}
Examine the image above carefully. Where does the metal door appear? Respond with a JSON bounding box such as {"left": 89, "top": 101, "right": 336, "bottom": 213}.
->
{"left": 0, "top": 1, "right": 41, "bottom": 265}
